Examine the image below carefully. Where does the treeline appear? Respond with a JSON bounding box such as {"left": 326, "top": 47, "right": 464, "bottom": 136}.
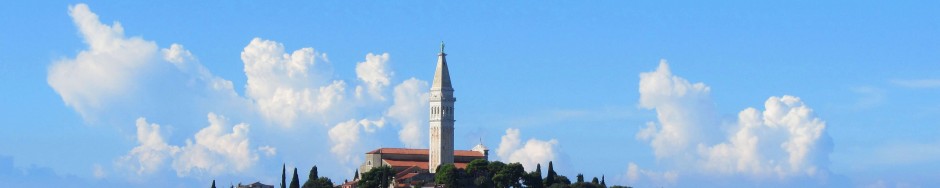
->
{"left": 357, "top": 159, "right": 632, "bottom": 188}
{"left": 211, "top": 160, "right": 632, "bottom": 188}
{"left": 210, "top": 164, "right": 336, "bottom": 188}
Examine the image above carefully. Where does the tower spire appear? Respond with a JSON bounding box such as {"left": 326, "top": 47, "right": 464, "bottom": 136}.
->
{"left": 429, "top": 42, "right": 456, "bottom": 173}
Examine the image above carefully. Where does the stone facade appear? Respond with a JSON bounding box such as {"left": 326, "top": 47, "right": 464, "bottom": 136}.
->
{"left": 429, "top": 42, "right": 456, "bottom": 173}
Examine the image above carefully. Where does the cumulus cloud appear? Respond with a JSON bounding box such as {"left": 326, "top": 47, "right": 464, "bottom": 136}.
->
{"left": 496, "top": 128, "right": 560, "bottom": 170}
{"left": 626, "top": 162, "right": 678, "bottom": 187}
{"left": 172, "top": 113, "right": 259, "bottom": 176}
{"left": 162, "top": 43, "right": 194, "bottom": 65}
{"left": 355, "top": 53, "right": 393, "bottom": 100}
{"left": 633, "top": 60, "right": 834, "bottom": 185}
{"left": 118, "top": 118, "right": 180, "bottom": 175}
{"left": 118, "top": 113, "right": 271, "bottom": 177}
{"left": 242, "top": 38, "right": 348, "bottom": 127}
{"left": 328, "top": 118, "right": 385, "bottom": 163}
{"left": 386, "top": 78, "right": 430, "bottom": 148}
{"left": 47, "top": 4, "right": 157, "bottom": 118}
{"left": 48, "top": 4, "right": 245, "bottom": 124}
{"left": 637, "top": 60, "right": 720, "bottom": 159}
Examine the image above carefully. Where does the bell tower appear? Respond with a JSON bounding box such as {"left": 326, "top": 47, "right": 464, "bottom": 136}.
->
{"left": 429, "top": 42, "right": 456, "bottom": 173}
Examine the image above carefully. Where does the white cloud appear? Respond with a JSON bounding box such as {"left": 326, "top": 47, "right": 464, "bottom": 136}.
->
{"left": 242, "top": 37, "right": 345, "bottom": 127}
{"left": 162, "top": 43, "right": 194, "bottom": 65}
{"left": 891, "top": 79, "right": 940, "bottom": 88}
{"left": 173, "top": 113, "right": 260, "bottom": 176}
{"left": 386, "top": 78, "right": 430, "bottom": 148}
{"left": 634, "top": 60, "right": 834, "bottom": 184}
{"left": 47, "top": 4, "right": 158, "bottom": 118}
{"left": 637, "top": 60, "right": 720, "bottom": 159}
{"left": 360, "top": 118, "right": 386, "bottom": 133}
{"left": 626, "top": 162, "right": 678, "bottom": 187}
{"left": 118, "top": 113, "right": 270, "bottom": 177}
{"left": 258, "top": 146, "right": 277, "bottom": 157}
{"left": 355, "top": 53, "right": 393, "bottom": 100}
{"left": 329, "top": 118, "right": 383, "bottom": 163}
{"left": 49, "top": 4, "right": 246, "bottom": 124}
{"left": 118, "top": 118, "right": 180, "bottom": 175}
{"left": 496, "top": 128, "right": 560, "bottom": 170}
{"left": 698, "top": 96, "right": 830, "bottom": 177}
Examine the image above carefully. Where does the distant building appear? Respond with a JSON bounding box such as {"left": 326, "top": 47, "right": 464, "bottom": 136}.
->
{"left": 236, "top": 182, "right": 273, "bottom": 188}
{"left": 350, "top": 43, "right": 489, "bottom": 188}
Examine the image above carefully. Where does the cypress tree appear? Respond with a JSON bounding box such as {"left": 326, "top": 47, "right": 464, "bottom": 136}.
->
{"left": 303, "top": 166, "right": 319, "bottom": 188}
{"left": 354, "top": 169, "right": 359, "bottom": 180}
{"left": 536, "top": 164, "right": 542, "bottom": 178}
{"left": 281, "top": 164, "right": 287, "bottom": 188}
{"left": 290, "top": 168, "right": 300, "bottom": 188}
{"left": 601, "top": 175, "right": 606, "bottom": 186}
{"left": 544, "top": 161, "right": 556, "bottom": 187}
{"left": 211, "top": 180, "right": 216, "bottom": 188}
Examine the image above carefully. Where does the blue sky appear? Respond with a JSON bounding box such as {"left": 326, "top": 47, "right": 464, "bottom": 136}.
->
{"left": 1, "top": 1, "right": 939, "bottom": 187}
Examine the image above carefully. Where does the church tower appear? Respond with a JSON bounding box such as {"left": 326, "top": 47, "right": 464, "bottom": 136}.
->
{"left": 429, "top": 42, "right": 456, "bottom": 173}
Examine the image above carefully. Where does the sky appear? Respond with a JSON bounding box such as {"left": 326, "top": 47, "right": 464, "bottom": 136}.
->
{"left": 1, "top": 1, "right": 939, "bottom": 187}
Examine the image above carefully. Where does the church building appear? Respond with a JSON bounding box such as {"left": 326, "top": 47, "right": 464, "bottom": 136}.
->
{"left": 344, "top": 43, "right": 489, "bottom": 188}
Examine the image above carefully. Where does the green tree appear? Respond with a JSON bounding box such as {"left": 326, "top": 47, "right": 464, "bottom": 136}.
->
{"left": 522, "top": 163, "right": 543, "bottom": 188}
{"left": 576, "top": 174, "right": 584, "bottom": 183}
{"left": 354, "top": 169, "right": 360, "bottom": 180}
{"left": 281, "top": 164, "right": 287, "bottom": 188}
{"left": 358, "top": 166, "right": 393, "bottom": 188}
{"left": 601, "top": 175, "right": 606, "bottom": 187}
{"left": 211, "top": 180, "right": 216, "bottom": 188}
{"left": 591, "top": 177, "right": 599, "bottom": 185}
{"left": 304, "top": 177, "right": 334, "bottom": 188}
{"left": 487, "top": 161, "right": 506, "bottom": 178}
{"left": 544, "top": 161, "right": 557, "bottom": 187}
{"left": 303, "top": 166, "right": 331, "bottom": 188}
{"left": 523, "top": 171, "right": 543, "bottom": 188}
{"left": 556, "top": 175, "right": 571, "bottom": 185}
{"left": 435, "top": 164, "right": 459, "bottom": 187}
{"left": 493, "top": 162, "right": 525, "bottom": 188}
{"left": 290, "top": 168, "right": 300, "bottom": 188}
{"left": 535, "top": 164, "right": 542, "bottom": 178}
{"left": 466, "top": 159, "right": 489, "bottom": 176}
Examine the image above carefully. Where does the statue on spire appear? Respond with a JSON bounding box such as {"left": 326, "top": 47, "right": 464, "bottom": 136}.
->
{"left": 440, "top": 41, "right": 445, "bottom": 54}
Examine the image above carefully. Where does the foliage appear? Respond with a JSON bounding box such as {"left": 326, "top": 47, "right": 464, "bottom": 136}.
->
{"left": 211, "top": 180, "right": 216, "bottom": 188}
{"left": 358, "top": 166, "right": 393, "bottom": 188}
{"left": 576, "top": 174, "right": 584, "bottom": 183}
{"left": 556, "top": 175, "right": 571, "bottom": 185}
{"left": 466, "top": 159, "right": 489, "bottom": 176}
{"left": 281, "top": 164, "right": 287, "bottom": 188}
{"left": 493, "top": 162, "right": 525, "bottom": 188}
{"left": 302, "top": 165, "right": 334, "bottom": 188}
{"left": 523, "top": 170, "right": 544, "bottom": 188}
{"left": 545, "top": 161, "right": 557, "bottom": 187}
{"left": 290, "top": 168, "right": 300, "bottom": 188}
{"left": 354, "top": 169, "right": 359, "bottom": 180}
{"left": 435, "top": 164, "right": 459, "bottom": 187}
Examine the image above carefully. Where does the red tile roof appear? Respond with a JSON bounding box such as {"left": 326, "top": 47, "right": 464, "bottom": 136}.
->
{"left": 382, "top": 159, "right": 471, "bottom": 170}
{"left": 366, "top": 148, "right": 484, "bottom": 157}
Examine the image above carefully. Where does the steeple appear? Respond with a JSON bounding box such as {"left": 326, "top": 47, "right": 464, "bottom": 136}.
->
{"left": 432, "top": 41, "right": 452, "bottom": 90}
{"left": 429, "top": 42, "right": 456, "bottom": 173}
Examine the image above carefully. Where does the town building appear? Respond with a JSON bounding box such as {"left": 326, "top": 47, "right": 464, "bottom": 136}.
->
{"left": 347, "top": 43, "right": 489, "bottom": 188}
